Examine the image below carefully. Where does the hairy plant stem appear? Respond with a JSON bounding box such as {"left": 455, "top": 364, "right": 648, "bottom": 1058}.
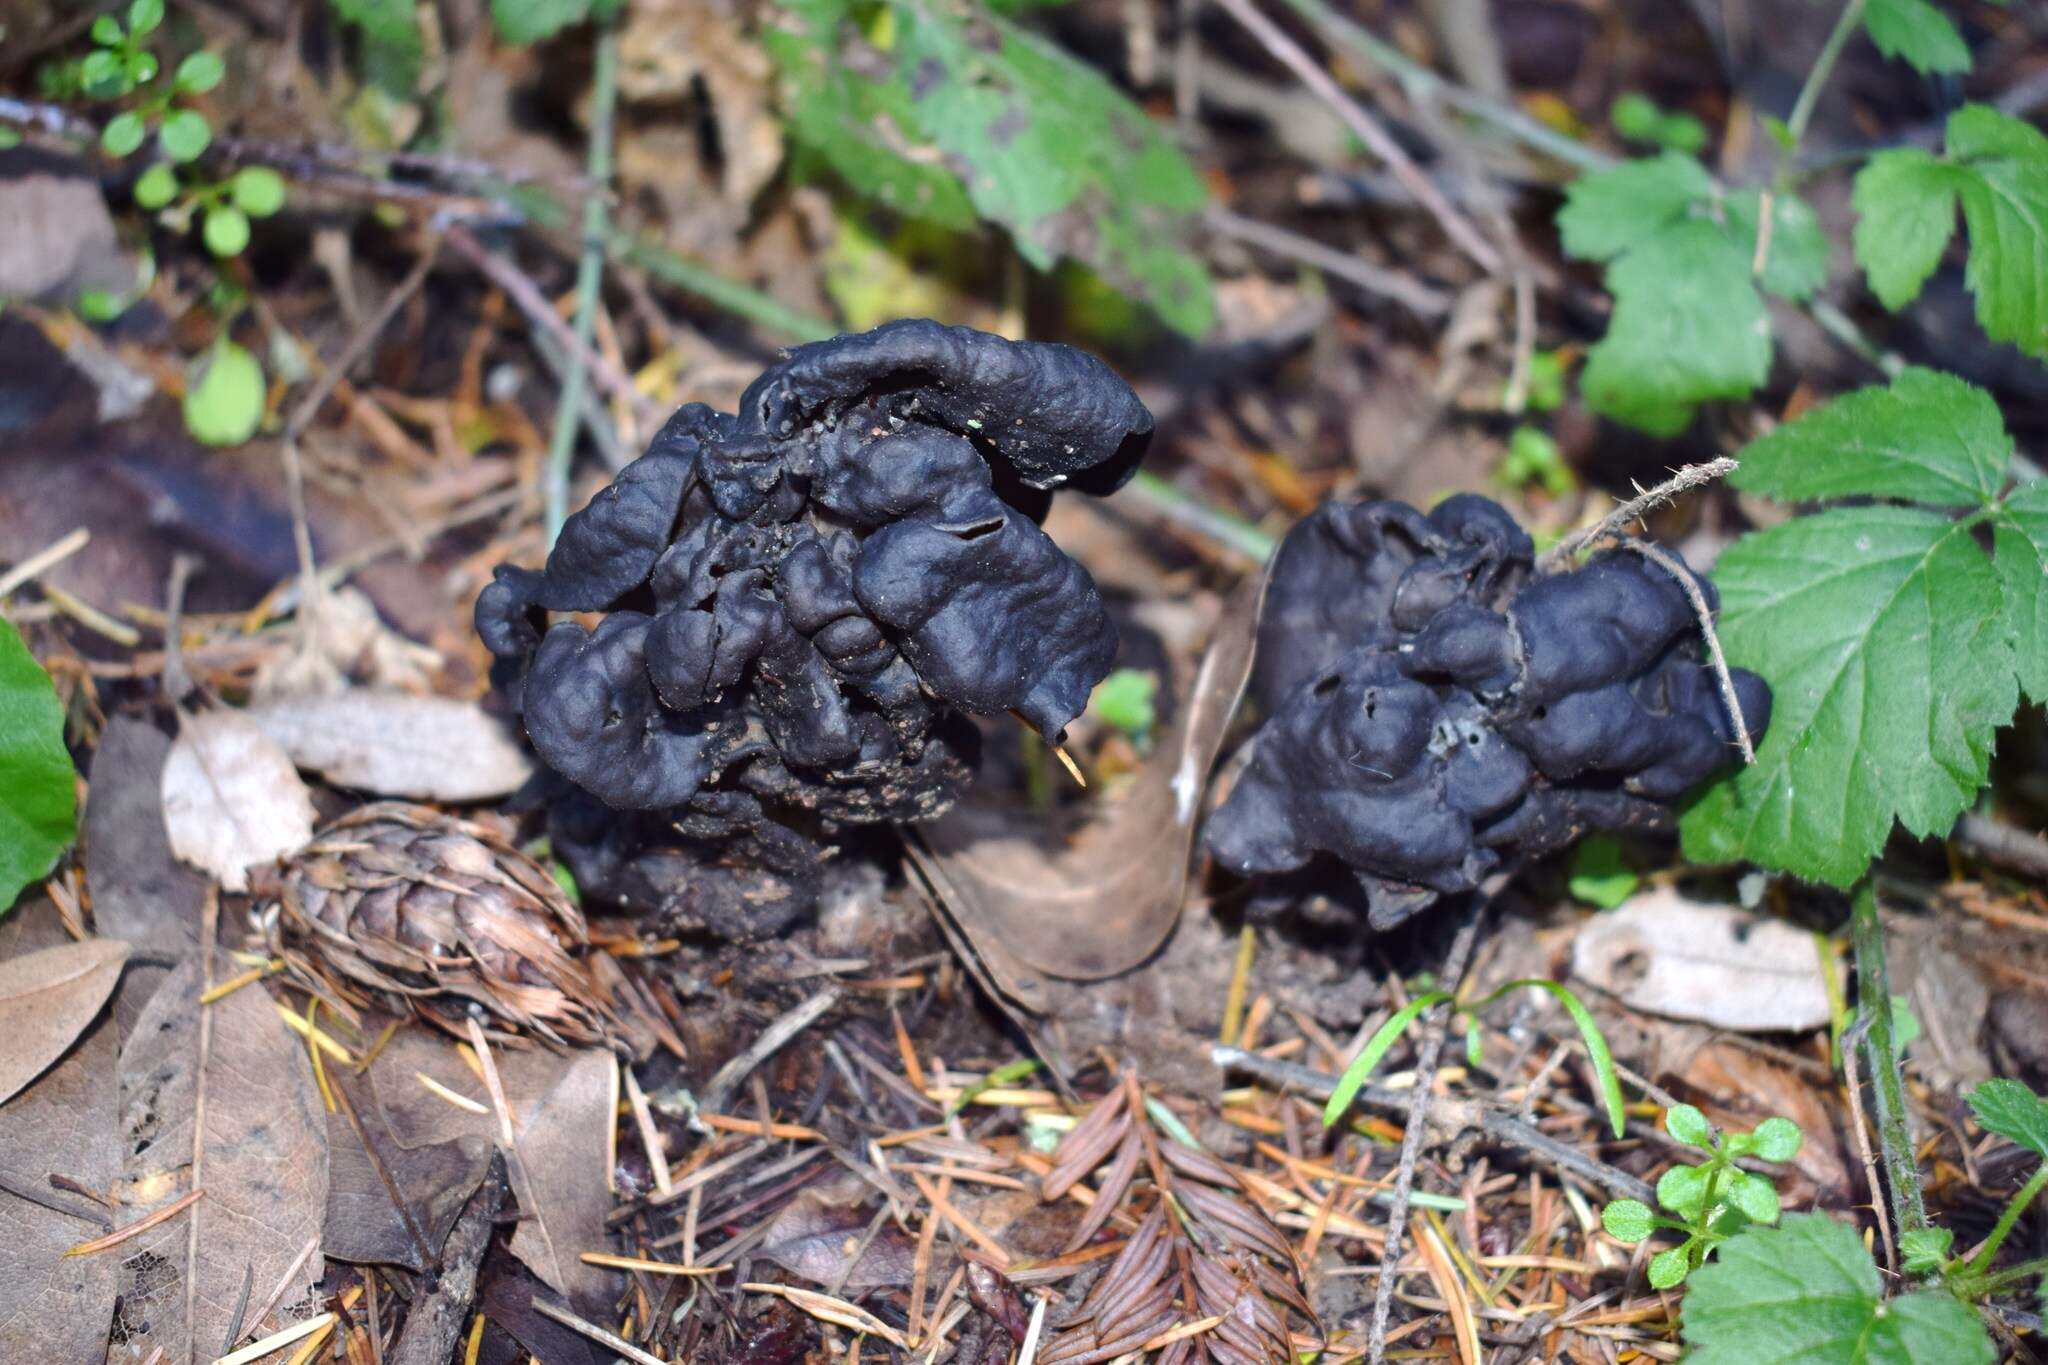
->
{"left": 1966, "top": 1165, "right": 2048, "bottom": 1279}
{"left": 543, "top": 20, "right": 620, "bottom": 546}
{"left": 1963, "top": 1250, "right": 2048, "bottom": 1297}
{"left": 1852, "top": 880, "right": 1930, "bottom": 1241}
{"left": 1786, "top": 0, "right": 1868, "bottom": 151}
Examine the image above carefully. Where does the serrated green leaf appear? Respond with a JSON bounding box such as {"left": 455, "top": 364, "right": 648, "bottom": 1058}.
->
{"left": 0, "top": 618, "right": 76, "bottom": 915}
{"left": 1579, "top": 219, "right": 1771, "bottom": 435}
{"left": 491, "top": 0, "right": 592, "bottom": 44}
{"left": 1852, "top": 148, "right": 1963, "bottom": 310}
{"left": 1725, "top": 189, "right": 1829, "bottom": 301}
{"left": 1750, "top": 1116, "right": 1803, "bottom": 1163}
{"left": 1601, "top": 1198, "right": 1654, "bottom": 1242}
{"left": 101, "top": 110, "right": 146, "bottom": 158}
{"left": 182, "top": 340, "right": 265, "bottom": 446}
{"left": 1557, "top": 151, "right": 1714, "bottom": 261}
{"left": 1899, "top": 1225, "right": 1954, "bottom": 1274}
{"left": 1658, "top": 1163, "right": 1710, "bottom": 1219}
{"left": 158, "top": 108, "right": 211, "bottom": 162}
{"left": 1647, "top": 1247, "right": 1691, "bottom": 1289}
{"left": 1970, "top": 1077, "right": 2048, "bottom": 1161}
{"left": 1666, "top": 1104, "right": 1712, "bottom": 1148}
{"left": 231, "top": 166, "right": 287, "bottom": 216}
{"left": 1949, "top": 105, "right": 2048, "bottom": 357}
{"left": 1865, "top": 0, "right": 1972, "bottom": 75}
{"left": 1733, "top": 368, "right": 2009, "bottom": 508}
{"left": 1683, "top": 1213, "right": 1993, "bottom": 1364}
{"left": 1995, "top": 478, "right": 2048, "bottom": 698}
{"left": 1567, "top": 836, "right": 1637, "bottom": 909}
{"left": 1681, "top": 507, "right": 2014, "bottom": 885}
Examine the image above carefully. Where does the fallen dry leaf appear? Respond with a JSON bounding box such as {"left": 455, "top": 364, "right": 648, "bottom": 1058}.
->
{"left": 1571, "top": 887, "right": 1831, "bottom": 1033}
{"left": 757, "top": 1176, "right": 919, "bottom": 1290}
{"left": 909, "top": 578, "right": 1260, "bottom": 990}
{"left": 160, "top": 708, "right": 317, "bottom": 891}
{"left": 0, "top": 936, "right": 128, "bottom": 1108}
{"left": 324, "top": 1061, "right": 493, "bottom": 1273}
{"left": 86, "top": 718, "right": 207, "bottom": 959}
{"left": 0, "top": 905, "right": 123, "bottom": 1363}
{"left": 114, "top": 959, "right": 328, "bottom": 1359}
{"left": 245, "top": 688, "right": 532, "bottom": 802}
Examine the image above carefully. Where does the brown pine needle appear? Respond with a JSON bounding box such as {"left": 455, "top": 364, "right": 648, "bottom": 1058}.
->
{"left": 1219, "top": 923, "right": 1256, "bottom": 1046}
{"left": 1142, "top": 1314, "right": 1227, "bottom": 1351}
{"left": 273, "top": 1003, "right": 356, "bottom": 1065}
{"left": 907, "top": 1170, "right": 1013, "bottom": 1268}
{"left": 416, "top": 1071, "right": 490, "bottom": 1115}
{"left": 695, "top": 1112, "right": 824, "bottom": 1141}
{"left": 580, "top": 1251, "right": 730, "bottom": 1276}
{"left": 1052, "top": 744, "right": 1087, "bottom": 788}
{"left": 64, "top": 1188, "right": 203, "bottom": 1257}
{"left": 741, "top": 1284, "right": 910, "bottom": 1350}
{"left": 212, "top": 1311, "right": 334, "bottom": 1365}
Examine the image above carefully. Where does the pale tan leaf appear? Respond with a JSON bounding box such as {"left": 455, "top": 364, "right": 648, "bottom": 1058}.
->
{"left": 161, "top": 710, "right": 316, "bottom": 891}
{"left": 1571, "top": 886, "right": 1831, "bottom": 1032}
{"left": 245, "top": 689, "right": 532, "bottom": 802}
{"left": 0, "top": 936, "right": 128, "bottom": 1107}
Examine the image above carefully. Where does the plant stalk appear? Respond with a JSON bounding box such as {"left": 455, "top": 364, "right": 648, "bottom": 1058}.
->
{"left": 1785, "top": 0, "right": 1867, "bottom": 150}
{"left": 1967, "top": 1165, "right": 2048, "bottom": 1279}
{"left": 1852, "top": 879, "right": 1929, "bottom": 1239}
{"left": 543, "top": 20, "right": 620, "bottom": 546}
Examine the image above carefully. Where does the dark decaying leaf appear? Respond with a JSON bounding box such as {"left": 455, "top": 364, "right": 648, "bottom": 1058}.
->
{"left": 323, "top": 1060, "right": 493, "bottom": 1273}
{"left": 85, "top": 718, "right": 207, "bottom": 961}
{"left": 386, "top": 1151, "right": 507, "bottom": 1365}
{"left": 910, "top": 577, "right": 1260, "bottom": 987}
{"left": 0, "top": 905, "right": 122, "bottom": 1363}
{"left": 757, "top": 1177, "right": 921, "bottom": 1289}
{"left": 0, "top": 936, "right": 128, "bottom": 1107}
{"left": 114, "top": 959, "right": 328, "bottom": 1362}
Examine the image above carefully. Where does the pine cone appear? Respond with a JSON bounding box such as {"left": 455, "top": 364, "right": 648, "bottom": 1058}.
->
{"left": 266, "top": 802, "right": 646, "bottom": 1052}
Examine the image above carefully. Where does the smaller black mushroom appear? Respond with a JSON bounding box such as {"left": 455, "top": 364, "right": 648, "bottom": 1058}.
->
{"left": 1207, "top": 493, "right": 1770, "bottom": 930}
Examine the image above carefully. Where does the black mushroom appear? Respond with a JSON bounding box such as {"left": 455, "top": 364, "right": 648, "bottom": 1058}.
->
{"left": 1205, "top": 494, "right": 1772, "bottom": 930}
{"left": 477, "top": 319, "right": 1152, "bottom": 935}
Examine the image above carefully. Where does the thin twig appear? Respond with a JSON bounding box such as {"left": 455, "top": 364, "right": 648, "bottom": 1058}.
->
{"left": 1207, "top": 207, "right": 1451, "bottom": 317}
{"left": 283, "top": 240, "right": 444, "bottom": 442}
{"left": 185, "top": 885, "right": 220, "bottom": 1351}
{"left": 1952, "top": 813, "right": 2048, "bottom": 882}
{"left": 1535, "top": 458, "right": 1738, "bottom": 570}
{"left": 1369, "top": 898, "right": 1488, "bottom": 1364}
{"left": 1839, "top": 1015, "right": 1898, "bottom": 1276}
{"left": 0, "top": 527, "right": 90, "bottom": 599}
{"left": 543, "top": 20, "right": 621, "bottom": 545}
{"left": 1208, "top": 0, "right": 1503, "bottom": 275}
{"left": 528, "top": 1299, "right": 667, "bottom": 1365}
{"left": 700, "top": 990, "right": 842, "bottom": 1116}
{"left": 1612, "top": 540, "right": 1758, "bottom": 766}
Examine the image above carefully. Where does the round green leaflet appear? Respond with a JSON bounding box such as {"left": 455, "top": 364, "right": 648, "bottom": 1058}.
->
{"left": 0, "top": 618, "right": 76, "bottom": 915}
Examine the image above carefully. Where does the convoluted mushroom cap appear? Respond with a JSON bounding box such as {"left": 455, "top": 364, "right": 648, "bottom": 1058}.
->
{"left": 476, "top": 320, "right": 1150, "bottom": 917}
{"left": 1208, "top": 493, "right": 1770, "bottom": 930}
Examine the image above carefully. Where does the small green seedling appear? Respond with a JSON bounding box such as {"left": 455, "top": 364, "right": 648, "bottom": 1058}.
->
{"left": 1567, "top": 836, "right": 1639, "bottom": 910}
{"left": 1497, "top": 426, "right": 1576, "bottom": 499}
{"left": 1910, "top": 1079, "right": 2048, "bottom": 1302}
{"left": 1609, "top": 92, "right": 1709, "bottom": 155}
{"left": 1325, "top": 979, "right": 1626, "bottom": 1140}
{"left": 1091, "top": 667, "right": 1159, "bottom": 746}
{"left": 1600, "top": 1104, "right": 1801, "bottom": 1289}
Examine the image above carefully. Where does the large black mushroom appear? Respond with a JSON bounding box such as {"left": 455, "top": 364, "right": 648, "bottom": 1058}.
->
{"left": 478, "top": 319, "right": 1152, "bottom": 936}
{"left": 1205, "top": 495, "right": 1771, "bottom": 930}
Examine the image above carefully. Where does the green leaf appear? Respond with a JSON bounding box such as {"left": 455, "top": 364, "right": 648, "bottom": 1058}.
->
{"left": 134, "top": 162, "right": 179, "bottom": 208}
{"left": 1322, "top": 991, "right": 1452, "bottom": 1127}
{"left": 1682, "top": 506, "right": 2014, "bottom": 885}
{"left": 1579, "top": 219, "right": 1771, "bottom": 435}
{"left": 0, "top": 618, "right": 76, "bottom": 914}
{"left": 490, "top": 0, "right": 593, "bottom": 45}
{"left": 1994, "top": 477, "right": 2048, "bottom": 698}
{"left": 1724, "top": 1170, "right": 1781, "bottom": 1224}
{"left": 330, "top": 0, "right": 425, "bottom": 50}
{"left": 1970, "top": 1077, "right": 2048, "bottom": 1161}
{"left": 101, "top": 110, "right": 147, "bottom": 158}
{"left": 1091, "top": 667, "right": 1158, "bottom": 741}
{"left": 203, "top": 204, "right": 250, "bottom": 257}
{"left": 76, "top": 290, "right": 128, "bottom": 322}
{"left": 1665, "top": 1104, "right": 1712, "bottom": 1149}
{"left": 1657, "top": 1162, "right": 1710, "bottom": 1219}
{"left": 1890, "top": 994, "right": 1923, "bottom": 1050}
{"left": 0, "top": 128, "right": 19, "bottom": 150}
{"left": 1472, "top": 979, "right": 1628, "bottom": 1138}
{"left": 182, "top": 340, "right": 265, "bottom": 446}
{"left": 1601, "top": 1198, "right": 1654, "bottom": 1243}
{"left": 1556, "top": 151, "right": 1714, "bottom": 261}
{"left": 1725, "top": 189, "right": 1829, "bottom": 301}
{"left": 1567, "top": 836, "right": 1638, "bottom": 909}
{"left": 1647, "top": 1247, "right": 1691, "bottom": 1289}
{"left": 158, "top": 108, "right": 211, "bottom": 162}
{"left": 230, "top": 166, "right": 287, "bottom": 216}
{"left": 1949, "top": 105, "right": 2048, "bottom": 358}
{"left": 1852, "top": 148, "right": 1964, "bottom": 310}
{"left": 1683, "top": 1213, "right": 1994, "bottom": 1364}
{"left": 91, "top": 14, "right": 124, "bottom": 44}
{"left": 128, "top": 0, "right": 164, "bottom": 35}
{"left": 79, "top": 49, "right": 127, "bottom": 98}
{"left": 1733, "top": 368, "right": 2010, "bottom": 508}
{"left": 768, "top": 0, "right": 1214, "bottom": 337}
{"left": 174, "top": 50, "right": 226, "bottom": 94}
{"left": 1749, "top": 1116, "right": 1803, "bottom": 1163}
{"left": 1865, "top": 0, "right": 1972, "bottom": 76}
{"left": 1901, "top": 1226, "right": 1954, "bottom": 1275}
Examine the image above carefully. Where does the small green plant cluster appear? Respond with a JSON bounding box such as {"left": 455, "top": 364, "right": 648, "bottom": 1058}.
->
{"left": 1609, "top": 92, "right": 1706, "bottom": 155}
{"left": 0, "top": 618, "right": 76, "bottom": 919}
{"left": 1600, "top": 1104, "right": 1801, "bottom": 1289}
